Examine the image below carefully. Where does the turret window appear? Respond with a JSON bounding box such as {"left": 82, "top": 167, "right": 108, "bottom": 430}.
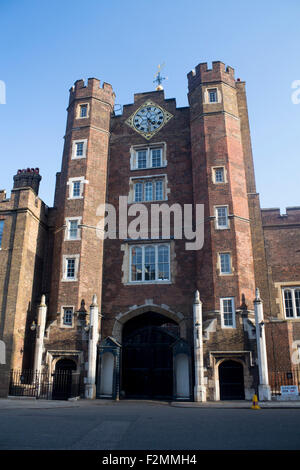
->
{"left": 65, "top": 217, "right": 82, "bottom": 240}
{"left": 73, "top": 181, "right": 81, "bottom": 197}
{"left": 79, "top": 104, "right": 88, "bottom": 118}
{"left": 212, "top": 167, "right": 226, "bottom": 184}
{"left": 208, "top": 88, "right": 218, "bottom": 103}
{"left": 215, "top": 206, "right": 229, "bottom": 229}
{"left": 219, "top": 253, "right": 232, "bottom": 274}
{"left": 67, "top": 176, "right": 88, "bottom": 199}
{"left": 62, "top": 254, "right": 80, "bottom": 282}
{"left": 76, "top": 102, "right": 89, "bottom": 119}
{"left": 72, "top": 139, "right": 87, "bottom": 159}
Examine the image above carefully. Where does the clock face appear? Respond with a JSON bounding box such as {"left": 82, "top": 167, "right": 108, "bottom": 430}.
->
{"left": 134, "top": 105, "right": 164, "bottom": 133}
{"left": 125, "top": 100, "right": 173, "bottom": 140}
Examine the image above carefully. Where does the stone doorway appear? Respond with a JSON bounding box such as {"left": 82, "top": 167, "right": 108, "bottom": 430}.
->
{"left": 219, "top": 360, "right": 245, "bottom": 400}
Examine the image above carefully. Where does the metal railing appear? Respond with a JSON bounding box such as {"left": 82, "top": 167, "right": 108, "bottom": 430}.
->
{"left": 269, "top": 368, "right": 300, "bottom": 396}
{"left": 9, "top": 369, "right": 84, "bottom": 400}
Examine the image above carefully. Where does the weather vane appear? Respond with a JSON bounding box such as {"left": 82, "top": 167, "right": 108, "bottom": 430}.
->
{"left": 153, "top": 63, "right": 167, "bottom": 90}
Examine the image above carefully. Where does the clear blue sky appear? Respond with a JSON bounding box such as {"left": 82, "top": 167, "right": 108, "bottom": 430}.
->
{"left": 1, "top": 0, "right": 299, "bottom": 211}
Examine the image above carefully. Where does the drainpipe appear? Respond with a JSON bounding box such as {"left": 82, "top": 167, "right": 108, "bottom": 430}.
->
{"left": 254, "top": 288, "right": 271, "bottom": 401}
{"left": 193, "top": 290, "right": 206, "bottom": 401}
{"left": 85, "top": 294, "right": 99, "bottom": 399}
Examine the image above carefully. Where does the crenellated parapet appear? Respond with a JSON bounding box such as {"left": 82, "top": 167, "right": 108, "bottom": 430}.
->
{"left": 69, "top": 77, "right": 115, "bottom": 110}
{"left": 261, "top": 207, "right": 300, "bottom": 226}
{"left": 187, "top": 61, "right": 236, "bottom": 92}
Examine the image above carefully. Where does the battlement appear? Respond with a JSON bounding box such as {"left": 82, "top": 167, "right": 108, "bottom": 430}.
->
{"left": 261, "top": 207, "right": 300, "bottom": 226}
{"left": 187, "top": 61, "right": 236, "bottom": 92}
{"left": 69, "top": 77, "right": 115, "bottom": 108}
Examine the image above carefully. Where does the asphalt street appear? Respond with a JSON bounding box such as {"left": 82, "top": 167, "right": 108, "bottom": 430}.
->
{"left": 0, "top": 400, "right": 300, "bottom": 450}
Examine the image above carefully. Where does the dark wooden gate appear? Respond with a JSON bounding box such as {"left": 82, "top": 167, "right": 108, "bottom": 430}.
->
{"left": 122, "top": 325, "right": 176, "bottom": 399}
{"left": 219, "top": 360, "right": 245, "bottom": 400}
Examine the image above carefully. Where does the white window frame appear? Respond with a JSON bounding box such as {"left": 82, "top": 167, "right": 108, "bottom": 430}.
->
{"left": 65, "top": 216, "right": 82, "bottom": 241}
{"left": 76, "top": 102, "right": 89, "bottom": 119}
{"left": 71, "top": 139, "right": 88, "bottom": 160}
{"left": 67, "top": 176, "right": 88, "bottom": 199}
{"left": 62, "top": 254, "right": 80, "bottom": 282}
{"left": 60, "top": 306, "right": 75, "bottom": 328}
{"left": 130, "top": 143, "right": 167, "bottom": 170}
{"left": 212, "top": 166, "right": 226, "bottom": 184}
{"left": 215, "top": 205, "right": 229, "bottom": 229}
{"left": 219, "top": 252, "right": 232, "bottom": 275}
{"left": 220, "top": 297, "right": 236, "bottom": 328}
{"left": 129, "top": 244, "right": 171, "bottom": 284}
{"left": 282, "top": 287, "right": 300, "bottom": 319}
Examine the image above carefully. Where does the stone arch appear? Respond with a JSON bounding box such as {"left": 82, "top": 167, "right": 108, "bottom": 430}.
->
{"left": 51, "top": 355, "right": 79, "bottom": 374}
{"left": 112, "top": 303, "right": 187, "bottom": 343}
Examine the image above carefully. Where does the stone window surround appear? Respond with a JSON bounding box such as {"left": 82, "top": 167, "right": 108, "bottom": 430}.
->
{"left": 71, "top": 138, "right": 88, "bottom": 160}
{"left": 67, "top": 176, "right": 89, "bottom": 199}
{"left": 130, "top": 142, "right": 167, "bottom": 171}
{"left": 212, "top": 166, "right": 227, "bottom": 184}
{"left": 121, "top": 240, "right": 175, "bottom": 285}
{"left": 204, "top": 86, "right": 222, "bottom": 104}
{"left": 129, "top": 243, "right": 170, "bottom": 283}
{"left": 214, "top": 205, "right": 230, "bottom": 230}
{"left": 217, "top": 251, "right": 234, "bottom": 276}
{"left": 128, "top": 174, "right": 169, "bottom": 203}
{"left": 274, "top": 280, "right": 300, "bottom": 321}
{"left": 64, "top": 216, "right": 82, "bottom": 241}
{"left": 60, "top": 305, "right": 75, "bottom": 328}
{"left": 220, "top": 297, "right": 236, "bottom": 329}
{"left": 274, "top": 281, "right": 300, "bottom": 321}
{"left": 62, "top": 254, "right": 80, "bottom": 282}
{"left": 76, "top": 102, "right": 90, "bottom": 119}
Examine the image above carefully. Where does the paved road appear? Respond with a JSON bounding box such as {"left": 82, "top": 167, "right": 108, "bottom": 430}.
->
{"left": 0, "top": 400, "right": 300, "bottom": 450}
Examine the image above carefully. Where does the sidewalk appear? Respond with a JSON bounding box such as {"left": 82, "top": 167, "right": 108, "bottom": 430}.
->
{"left": 170, "top": 400, "right": 300, "bottom": 409}
{"left": 1, "top": 397, "right": 300, "bottom": 409}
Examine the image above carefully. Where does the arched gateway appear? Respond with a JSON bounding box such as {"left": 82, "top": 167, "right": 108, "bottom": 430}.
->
{"left": 97, "top": 311, "right": 192, "bottom": 400}
{"left": 122, "top": 312, "right": 179, "bottom": 399}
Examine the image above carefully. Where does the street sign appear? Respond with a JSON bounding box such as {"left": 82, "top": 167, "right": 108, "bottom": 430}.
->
{"left": 281, "top": 385, "right": 299, "bottom": 396}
